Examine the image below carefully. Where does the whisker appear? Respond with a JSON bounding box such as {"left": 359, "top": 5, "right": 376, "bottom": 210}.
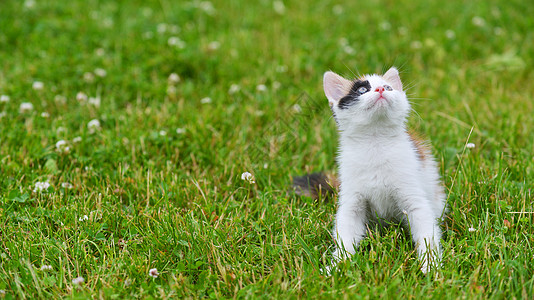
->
{"left": 410, "top": 107, "right": 424, "bottom": 123}
{"left": 408, "top": 97, "right": 434, "bottom": 101}
{"left": 343, "top": 63, "right": 361, "bottom": 79}
{"left": 403, "top": 80, "right": 419, "bottom": 92}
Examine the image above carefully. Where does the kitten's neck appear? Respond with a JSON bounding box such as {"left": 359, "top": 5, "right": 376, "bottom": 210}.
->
{"left": 338, "top": 122, "right": 407, "bottom": 142}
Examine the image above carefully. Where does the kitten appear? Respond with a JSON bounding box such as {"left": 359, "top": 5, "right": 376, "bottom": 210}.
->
{"left": 297, "top": 67, "right": 446, "bottom": 273}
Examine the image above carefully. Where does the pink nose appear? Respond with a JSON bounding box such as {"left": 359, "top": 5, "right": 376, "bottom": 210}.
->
{"left": 375, "top": 86, "right": 385, "bottom": 94}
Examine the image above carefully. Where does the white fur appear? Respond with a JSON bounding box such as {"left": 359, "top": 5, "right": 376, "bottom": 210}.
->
{"left": 324, "top": 67, "right": 446, "bottom": 274}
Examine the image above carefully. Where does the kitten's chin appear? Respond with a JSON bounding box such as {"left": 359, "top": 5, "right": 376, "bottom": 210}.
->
{"left": 365, "top": 95, "right": 392, "bottom": 114}
{"left": 373, "top": 97, "right": 390, "bottom": 108}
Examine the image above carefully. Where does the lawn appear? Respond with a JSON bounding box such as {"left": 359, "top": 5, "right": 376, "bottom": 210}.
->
{"left": 0, "top": 0, "right": 533, "bottom": 298}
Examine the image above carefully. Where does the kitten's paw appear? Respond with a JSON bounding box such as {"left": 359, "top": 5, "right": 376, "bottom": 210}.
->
{"left": 320, "top": 262, "right": 340, "bottom": 276}
{"left": 419, "top": 254, "right": 442, "bottom": 274}
{"left": 420, "top": 261, "right": 430, "bottom": 274}
{"left": 320, "top": 265, "right": 332, "bottom": 276}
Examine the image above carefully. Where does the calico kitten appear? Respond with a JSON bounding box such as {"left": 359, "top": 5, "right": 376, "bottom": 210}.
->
{"left": 297, "top": 67, "right": 446, "bottom": 273}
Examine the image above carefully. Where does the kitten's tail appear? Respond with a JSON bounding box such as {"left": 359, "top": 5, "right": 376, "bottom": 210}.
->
{"left": 292, "top": 172, "right": 338, "bottom": 200}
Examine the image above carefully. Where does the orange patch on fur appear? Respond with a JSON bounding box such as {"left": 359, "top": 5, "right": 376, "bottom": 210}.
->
{"left": 408, "top": 130, "right": 430, "bottom": 162}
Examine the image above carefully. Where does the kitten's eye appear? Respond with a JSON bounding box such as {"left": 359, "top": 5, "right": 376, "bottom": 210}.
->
{"left": 358, "top": 86, "right": 368, "bottom": 94}
{"left": 384, "top": 85, "right": 393, "bottom": 91}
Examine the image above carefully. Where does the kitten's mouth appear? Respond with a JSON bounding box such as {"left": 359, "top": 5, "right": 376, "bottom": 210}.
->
{"left": 364, "top": 96, "right": 390, "bottom": 113}
{"left": 363, "top": 95, "right": 390, "bottom": 111}
{"left": 373, "top": 95, "right": 389, "bottom": 105}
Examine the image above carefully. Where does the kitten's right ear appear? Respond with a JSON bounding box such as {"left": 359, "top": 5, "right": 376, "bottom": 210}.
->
{"left": 383, "top": 67, "right": 403, "bottom": 91}
{"left": 323, "top": 71, "right": 352, "bottom": 107}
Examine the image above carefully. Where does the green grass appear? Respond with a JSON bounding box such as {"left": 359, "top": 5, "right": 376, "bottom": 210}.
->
{"left": 1, "top": 0, "right": 533, "bottom": 298}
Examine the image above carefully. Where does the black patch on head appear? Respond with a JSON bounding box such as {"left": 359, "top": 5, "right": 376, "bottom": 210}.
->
{"left": 338, "top": 80, "right": 371, "bottom": 109}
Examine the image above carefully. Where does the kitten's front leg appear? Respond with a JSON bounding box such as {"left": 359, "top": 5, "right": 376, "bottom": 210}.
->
{"left": 331, "top": 198, "right": 368, "bottom": 264}
{"left": 400, "top": 197, "right": 442, "bottom": 274}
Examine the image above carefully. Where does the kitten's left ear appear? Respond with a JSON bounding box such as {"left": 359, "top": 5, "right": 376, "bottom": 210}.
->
{"left": 383, "top": 67, "right": 403, "bottom": 91}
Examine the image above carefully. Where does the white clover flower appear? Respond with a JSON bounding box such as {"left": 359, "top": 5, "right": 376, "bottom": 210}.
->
{"left": 56, "top": 127, "right": 67, "bottom": 135}
{"left": 55, "top": 140, "right": 70, "bottom": 153}
{"left": 94, "top": 68, "right": 107, "bottom": 77}
{"left": 83, "top": 72, "right": 95, "bottom": 83}
{"left": 292, "top": 104, "right": 302, "bottom": 113}
{"left": 0, "top": 290, "right": 5, "bottom": 296}
{"left": 95, "top": 48, "right": 105, "bottom": 56}
{"left": 200, "top": 97, "right": 212, "bottom": 104}
{"left": 276, "top": 65, "right": 288, "bottom": 73}
{"left": 72, "top": 276, "right": 85, "bottom": 285}
{"left": 424, "top": 38, "right": 437, "bottom": 48}
{"left": 272, "top": 81, "right": 281, "bottom": 90}
{"left": 241, "top": 172, "right": 255, "bottom": 183}
{"left": 24, "top": 0, "right": 36, "bottom": 9}
{"left": 32, "top": 81, "right": 44, "bottom": 90}
{"left": 343, "top": 45, "right": 355, "bottom": 55}
{"left": 54, "top": 95, "right": 67, "bottom": 105}
{"left": 88, "top": 97, "right": 101, "bottom": 107}
{"left": 0, "top": 95, "right": 9, "bottom": 103}
{"left": 468, "top": 227, "right": 476, "bottom": 232}
{"left": 40, "top": 265, "right": 53, "bottom": 271}
{"left": 87, "top": 119, "right": 101, "bottom": 133}
{"left": 103, "top": 18, "right": 113, "bottom": 28}
{"left": 157, "top": 23, "right": 167, "bottom": 33}
{"left": 256, "top": 84, "right": 267, "bottom": 92}
{"left": 228, "top": 84, "right": 240, "bottom": 94}
{"left": 167, "top": 85, "right": 177, "bottom": 95}
{"left": 41, "top": 112, "right": 50, "bottom": 118}
{"left": 168, "top": 37, "right": 186, "bottom": 48}
{"left": 168, "top": 73, "right": 180, "bottom": 84}
{"left": 76, "top": 92, "right": 88, "bottom": 102}
{"left": 19, "top": 102, "right": 34, "bottom": 113}
{"left": 149, "top": 268, "right": 159, "bottom": 278}
{"left": 0, "top": 112, "right": 6, "bottom": 118}
{"left": 207, "top": 41, "right": 220, "bottom": 51}
{"left": 198, "top": 1, "right": 215, "bottom": 15}
{"left": 33, "top": 181, "right": 51, "bottom": 193}
{"left": 61, "top": 182, "right": 74, "bottom": 189}
{"left": 118, "top": 238, "right": 128, "bottom": 250}
{"left": 332, "top": 5, "right": 343, "bottom": 15}
{"left": 78, "top": 215, "right": 89, "bottom": 222}
{"left": 445, "top": 30, "right": 456, "bottom": 39}
{"left": 176, "top": 128, "right": 186, "bottom": 134}
{"left": 379, "top": 21, "right": 391, "bottom": 31}
{"left": 338, "top": 38, "right": 348, "bottom": 46}
{"left": 273, "top": 0, "right": 285, "bottom": 14}
{"left": 466, "top": 143, "right": 475, "bottom": 149}
{"left": 159, "top": 130, "right": 167, "bottom": 136}
{"left": 143, "top": 31, "right": 154, "bottom": 39}
{"left": 73, "top": 136, "right": 82, "bottom": 143}
{"left": 472, "top": 16, "right": 486, "bottom": 27}
{"left": 410, "top": 41, "right": 423, "bottom": 49}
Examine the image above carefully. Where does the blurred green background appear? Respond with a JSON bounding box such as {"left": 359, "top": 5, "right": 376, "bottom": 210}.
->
{"left": 0, "top": 0, "right": 533, "bottom": 298}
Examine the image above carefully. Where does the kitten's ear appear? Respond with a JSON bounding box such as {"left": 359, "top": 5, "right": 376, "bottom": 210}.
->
{"left": 383, "top": 67, "right": 403, "bottom": 91}
{"left": 323, "top": 71, "right": 352, "bottom": 107}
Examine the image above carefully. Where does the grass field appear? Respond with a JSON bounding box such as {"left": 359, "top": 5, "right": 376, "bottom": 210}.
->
{"left": 1, "top": 0, "right": 533, "bottom": 298}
